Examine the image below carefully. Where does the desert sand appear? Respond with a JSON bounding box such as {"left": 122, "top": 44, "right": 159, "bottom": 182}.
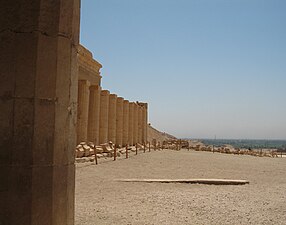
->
{"left": 75, "top": 149, "right": 286, "bottom": 225}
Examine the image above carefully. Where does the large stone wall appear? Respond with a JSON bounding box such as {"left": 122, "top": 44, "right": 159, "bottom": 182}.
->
{"left": 77, "top": 45, "right": 148, "bottom": 146}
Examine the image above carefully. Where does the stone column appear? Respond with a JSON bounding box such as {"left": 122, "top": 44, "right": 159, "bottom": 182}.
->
{"left": 122, "top": 100, "right": 129, "bottom": 146}
{"left": 116, "top": 97, "right": 124, "bottom": 147}
{"left": 108, "top": 94, "right": 117, "bottom": 144}
{"left": 143, "top": 103, "right": 148, "bottom": 143}
{"left": 99, "top": 90, "right": 110, "bottom": 144}
{"left": 0, "top": 1, "right": 80, "bottom": 225}
{"left": 87, "top": 85, "right": 101, "bottom": 145}
{"left": 133, "top": 103, "right": 139, "bottom": 144}
{"left": 138, "top": 106, "right": 143, "bottom": 144}
{"left": 77, "top": 80, "right": 90, "bottom": 143}
{"left": 128, "top": 102, "right": 134, "bottom": 146}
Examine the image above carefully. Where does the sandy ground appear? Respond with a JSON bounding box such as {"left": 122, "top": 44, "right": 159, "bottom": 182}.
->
{"left": 75, "top": 149, "right": 286, "bottom": 225}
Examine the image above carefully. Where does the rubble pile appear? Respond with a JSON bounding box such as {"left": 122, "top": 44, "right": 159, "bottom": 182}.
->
{"left": 190, "top": 143, "right": 278, "bottom": 157}
{"left": 75, "top": 141, "right": 141, "bottom": 163}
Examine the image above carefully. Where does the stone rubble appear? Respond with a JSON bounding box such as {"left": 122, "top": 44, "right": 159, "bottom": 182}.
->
{"left": 76, "top": 141, "right": 132, "bottom": 162}
{"left": 75, "top": 139, "right": 281, "bottom": 164}
{"left": 189, "top": 142, "right": 279, "bottom": 158}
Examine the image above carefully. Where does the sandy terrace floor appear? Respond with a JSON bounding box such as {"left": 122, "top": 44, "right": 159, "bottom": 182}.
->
{"left": 75, "top": 149, "right": 286, "bottom": 225}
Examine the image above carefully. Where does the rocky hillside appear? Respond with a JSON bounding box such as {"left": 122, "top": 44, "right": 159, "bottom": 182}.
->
{"left": 147, "top": 124, "right": 177, "bottom": 142}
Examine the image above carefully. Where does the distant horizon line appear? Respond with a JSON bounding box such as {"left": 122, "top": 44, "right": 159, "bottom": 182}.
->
{"left": 181, "top": 137, "right": 286, "bottom": 141}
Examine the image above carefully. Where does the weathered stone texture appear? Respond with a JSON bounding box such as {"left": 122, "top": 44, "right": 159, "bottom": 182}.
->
{"left": 122, "top": 100, "right": 129, "bottom": 146}
{"left": 143, "top": 103, "right": 148, "bottom": 143}
{"left": 138, "top": 106, "right": 143, "bottom": 143}
{"left": 77, "top": 80, "right": 90, "bottom": 143}
{"left": 138, "top": 102, "right": 148, "bottom": 143}
{"left": 108, "top": 94, "right": 117, "bottom": 144}
{"left": 87, "top": 85, "right": 101, "bottom": 145}
{"left": 78, "top": 45, "right": 102, "bottom": 86}
{"left": 0, "top": 0, "right": 80, "bottom": 224}
{"left": 116, "top": 97, "right": 124, "bottom": 146}
{"left": 99, "top": 90, "right": 110, "bottom": 144}
{"left": 128, "top": 103, "right": 134, "bottom": 145}
{"left": 133, "top": 104, "right": 139, "bottom": 144}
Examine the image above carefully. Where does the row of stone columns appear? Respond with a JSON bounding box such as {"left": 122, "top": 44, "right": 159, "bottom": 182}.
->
{"left": 77, "top": 80, "right": 148, "bottom": 146}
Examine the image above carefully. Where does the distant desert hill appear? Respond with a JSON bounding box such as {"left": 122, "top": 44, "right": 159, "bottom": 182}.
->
{"left": 147, "top": 124, "right": 177, "bottom": 142}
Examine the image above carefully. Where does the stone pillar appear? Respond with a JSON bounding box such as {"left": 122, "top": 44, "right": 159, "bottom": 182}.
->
{"left": 138, "top": 106, "right": 143, "bottom": 144}
{"left": 87, "top": 85, "right": 101, "bottom": 145}
{"left": 99, "top": 90, "right": 110, "bottom": 144}
{"left": 108, "top": 94, "right": 117, "bottom": 144}
{"left": 128, "top": 102, "right": 134, "bottom": 146}
{"left": 122, "top": 100, "right": 129, "bottom": 146}
{"left": 77, "top": 80, "right": 90, "bottom": 143}
{"left": 143, "top": 103, "right": 148, "bottom": 143}
{"left": 133, "top": 103, "right": 139, "bottom": 144}
{"left": 0, "top": 1, "right": 80, "bottom": 225}
{"left": 116, "top": 97, "right": 124, "bottom": 147}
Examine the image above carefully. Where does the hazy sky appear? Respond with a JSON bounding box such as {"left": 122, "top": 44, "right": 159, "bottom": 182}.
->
{"left": 80, "top": 0, "right": 286, "bottom": 139}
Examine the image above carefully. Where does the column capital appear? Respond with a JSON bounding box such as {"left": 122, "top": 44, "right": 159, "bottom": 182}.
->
{"left": 89, "top": 84, "right": 101, "bottom": 91}
{"left": 110, "top": 94, "right": 118, "bottom": 98}
{"left": 101, "top": 90, "right": 110, "bottom": 95}
{"left": 117, "top": 97, "right": 124, "bottom": 102}
{"left": 79, "top": 79, "right": 91, "bottom": 86}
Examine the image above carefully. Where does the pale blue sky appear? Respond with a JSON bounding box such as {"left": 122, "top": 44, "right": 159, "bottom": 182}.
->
{"left": 80, "top": 0, "right": 286, "bottom": 139}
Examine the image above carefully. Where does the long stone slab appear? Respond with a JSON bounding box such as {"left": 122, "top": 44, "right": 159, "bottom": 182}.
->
{"left": 117, "top": 179, "right": 249, "bottom": 185}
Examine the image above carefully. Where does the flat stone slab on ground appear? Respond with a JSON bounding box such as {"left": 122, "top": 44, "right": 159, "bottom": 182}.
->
{"left": 117, "top": 178, "right": 249, "bottom": 185}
